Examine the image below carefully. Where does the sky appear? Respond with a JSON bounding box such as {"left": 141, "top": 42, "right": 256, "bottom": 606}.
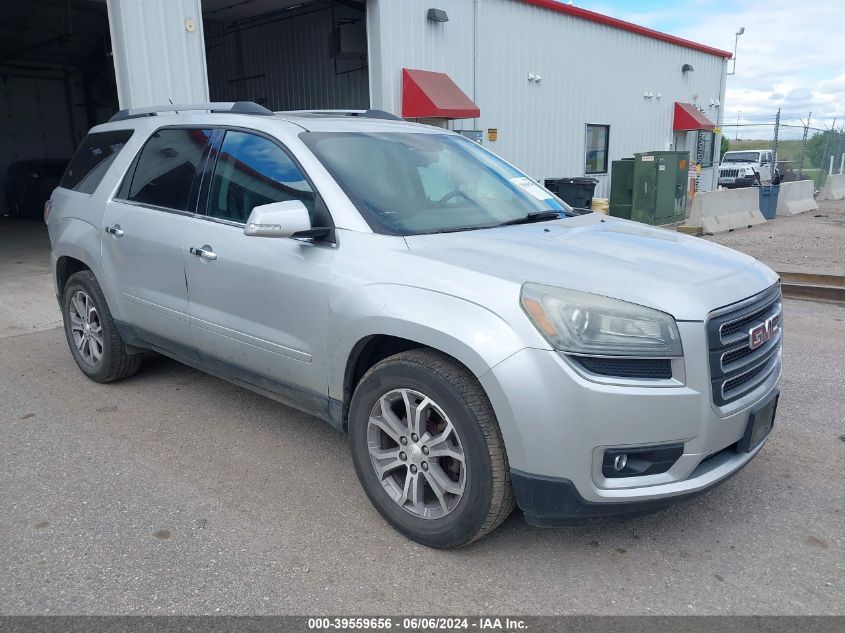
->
{"left": 577, "top": 0, "right": 845, "bottom": 137}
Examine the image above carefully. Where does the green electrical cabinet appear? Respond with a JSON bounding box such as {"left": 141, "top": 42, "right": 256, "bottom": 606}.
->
{"left": 610, "top": 151, "right": 689, "bottom": 225}
{"left": 609, "top": 158, "right": 634, "bottom": 220}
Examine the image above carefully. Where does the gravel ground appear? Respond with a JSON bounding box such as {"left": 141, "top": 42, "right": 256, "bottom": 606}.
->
{"left": 1, "top": 299, "right": 843, "bottom": 615}
{"left": 703, "top": 198, "right": 845, "bottom": 275}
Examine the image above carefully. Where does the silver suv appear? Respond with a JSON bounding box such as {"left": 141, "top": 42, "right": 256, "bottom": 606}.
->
{"left": 47, "top": 102, "right": 782, "bottom": 548}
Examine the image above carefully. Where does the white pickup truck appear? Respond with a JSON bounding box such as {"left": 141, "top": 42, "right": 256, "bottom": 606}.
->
{"left": 719, "top": 149, "right": 778, "bottom": 188}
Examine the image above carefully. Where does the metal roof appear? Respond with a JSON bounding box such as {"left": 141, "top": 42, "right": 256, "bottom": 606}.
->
{"left": 516, "top": 0, "right": 733, "bottom": 59}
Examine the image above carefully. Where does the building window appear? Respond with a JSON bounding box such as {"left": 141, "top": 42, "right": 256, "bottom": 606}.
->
{"left": 585, "top": 124, "right": 609, "bottom": 174}
{"left": 697, "top": 130, "right": 715, "bottom": 168}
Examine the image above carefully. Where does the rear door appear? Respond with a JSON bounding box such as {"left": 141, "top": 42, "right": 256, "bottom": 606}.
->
{"left": 101, "top": 127, "right": 213, "bottom": 351}
{"left": 184, "top": 128, "right": 333, "bottom": 417}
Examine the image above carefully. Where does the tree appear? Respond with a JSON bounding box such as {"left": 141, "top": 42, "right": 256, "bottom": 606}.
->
{"left": 805, "top": 129, "right": 844, "bottom": 169}
{"left": 720, "top": 136, "right": 730, "bottom": 158}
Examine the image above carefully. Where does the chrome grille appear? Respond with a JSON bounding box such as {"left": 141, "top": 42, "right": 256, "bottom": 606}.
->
{"left": 720, "top": 168, "right": 739, "bottom": 178}
{"left": 707, "top": 285, "right": 782, "bottom": 406}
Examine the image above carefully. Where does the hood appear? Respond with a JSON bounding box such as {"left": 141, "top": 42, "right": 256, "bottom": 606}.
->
{"left": 720, "top": 162, "right": 756, "bottom": 170}
{"left": 403, "top": 214, "right": 778, "bottom": 321}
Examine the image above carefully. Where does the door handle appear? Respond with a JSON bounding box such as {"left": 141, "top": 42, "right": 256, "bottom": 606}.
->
{"left": 189, "top": 246, "right": 217, "bottom": 261}
{"left": 105, "top": 224, "right": 124, "bottom": 238}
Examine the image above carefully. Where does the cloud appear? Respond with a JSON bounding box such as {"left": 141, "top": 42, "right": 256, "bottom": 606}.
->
{"left": 785, "top": 88, "right": 814, "bottom": 102}
{"left": 579, "top": 0, "right": 845, "bottom": 129}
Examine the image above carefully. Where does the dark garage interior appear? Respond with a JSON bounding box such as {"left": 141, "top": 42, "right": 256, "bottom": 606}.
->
{"left": 1, "top": 0, "right": 117, "bottom": 218}
{"left": 1, "top": 0, "right": 367, "bottom": 219}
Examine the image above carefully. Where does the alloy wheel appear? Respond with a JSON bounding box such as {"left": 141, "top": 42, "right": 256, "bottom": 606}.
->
{"left": 366, "top": 388, "right": 466, "bottom": 519}
{"left": 68, "top": 290, "right": 104, "bottom": 366}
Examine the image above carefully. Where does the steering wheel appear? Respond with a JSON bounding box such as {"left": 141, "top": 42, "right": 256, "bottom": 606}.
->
{"left": 435, "top": 190, "right": 476, "bottom": 208}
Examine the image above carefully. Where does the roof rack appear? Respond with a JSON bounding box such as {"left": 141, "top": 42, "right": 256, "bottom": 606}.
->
{"left": 108, "top": 101, "right": 273, "bottom": 123}
{"left": 279, "top": 109, "right": 402, "bottom": 121}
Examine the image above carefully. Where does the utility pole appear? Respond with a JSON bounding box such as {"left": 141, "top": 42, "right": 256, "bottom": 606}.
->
{"left": 735, "top": 111, "right": 741, "bottom": 141}
{"left": 798, "top": 112, "right": 811, "bottom": 179}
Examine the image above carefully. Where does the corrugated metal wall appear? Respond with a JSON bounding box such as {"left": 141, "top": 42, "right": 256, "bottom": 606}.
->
{"left": 368, "top": 0, "right": 726, "bottom": 196}
{"left": 367, "top": 0, "right": 476, "bottom": 119}
{"left": 205, "top": 4, "right": 369, "bottom": 111}
{"left": 107, "top": 0, "right": 209, "bottom": 108}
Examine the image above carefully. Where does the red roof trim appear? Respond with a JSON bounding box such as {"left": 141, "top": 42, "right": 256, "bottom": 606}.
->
{"left": 516, "top": 0, "right": 733, "bottom": 59}
{"left": 673, "top": 102, "right": 716, "bottom": 131}
{"left": 402, "top": 68, "right": 481, "bottom": 119}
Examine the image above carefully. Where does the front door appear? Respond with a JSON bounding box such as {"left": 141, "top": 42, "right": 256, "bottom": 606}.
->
{"left": 101, "top": 127, "right": 212, "bottom": 350}
{"left": 184, "top": 129, "right": 333, "bottom": 418}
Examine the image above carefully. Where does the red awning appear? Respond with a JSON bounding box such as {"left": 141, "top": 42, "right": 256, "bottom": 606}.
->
{"left": 402, "top": 68, "right": 480, "bottom": 119}
{"left": 673, "top": 102, "right": 716, "bottom": 131}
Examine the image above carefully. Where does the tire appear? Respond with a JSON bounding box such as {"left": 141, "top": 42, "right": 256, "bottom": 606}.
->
{"left": 348, "top": 349, "right": 515, "bottom": 548}
{"left": 61, "top": 270, "right": 143, "bottom": 383}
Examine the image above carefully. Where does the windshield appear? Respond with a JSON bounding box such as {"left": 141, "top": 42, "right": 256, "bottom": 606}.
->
{"left": 723, "top": 151, "right": 760, "bottom": 163}
{"left": 300, "top": 131, "right": 569, "bottom": 235}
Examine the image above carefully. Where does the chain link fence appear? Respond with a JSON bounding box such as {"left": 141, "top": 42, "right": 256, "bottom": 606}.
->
{"left": 720, "top": 109, "right": 845, "bottom": 190}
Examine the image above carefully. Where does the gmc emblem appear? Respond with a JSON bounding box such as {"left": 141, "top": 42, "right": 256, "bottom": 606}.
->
{"left": 749, "top": 316, "right": 778, "bottom": 350}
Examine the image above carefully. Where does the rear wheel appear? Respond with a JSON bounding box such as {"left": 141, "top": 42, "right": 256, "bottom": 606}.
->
{"left": 348, "top": 349, "right": 514, "bottom": 548}
{"left": 61, "top": 271, "right": 143, "bottom": 383}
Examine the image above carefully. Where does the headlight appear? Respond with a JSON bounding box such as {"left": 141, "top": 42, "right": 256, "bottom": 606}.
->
{"left": 520, "top": 283, "right": 682, "bottom": 357}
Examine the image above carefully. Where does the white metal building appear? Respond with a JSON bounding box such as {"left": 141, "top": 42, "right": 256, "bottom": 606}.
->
{"left": 1, "top": 0, "right": 730, "bottom": 211}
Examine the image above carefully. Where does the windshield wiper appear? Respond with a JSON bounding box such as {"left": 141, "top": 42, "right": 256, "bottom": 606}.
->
{"left": 495, "top": 211, "right": 564, "bottom": 226}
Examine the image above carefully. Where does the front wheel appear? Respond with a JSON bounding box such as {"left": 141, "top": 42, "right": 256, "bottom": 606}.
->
{"left": 348, "top": 349, "right": 514, "bottom": 548}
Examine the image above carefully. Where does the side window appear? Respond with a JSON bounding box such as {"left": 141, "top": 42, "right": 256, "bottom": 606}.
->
{"left": 125, "top": 128, "right": 212, "bottom": 211}
{"left": 207, "top": 130, "right": 315, "bottom": 224}
{"left": 60, "top": 129, "right": 134, "bottom": 194}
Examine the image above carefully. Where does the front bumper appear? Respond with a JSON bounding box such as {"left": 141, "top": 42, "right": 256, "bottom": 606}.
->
{"left": 478, "top": 321, "right": 781, "bottom": 525}
{"left": 718, "top": 175, "right": 755, "bottom": 188}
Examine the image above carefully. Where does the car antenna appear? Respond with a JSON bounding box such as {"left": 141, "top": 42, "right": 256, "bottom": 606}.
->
{"left": 169, "top": 98, "right": 179, "bottom": 115}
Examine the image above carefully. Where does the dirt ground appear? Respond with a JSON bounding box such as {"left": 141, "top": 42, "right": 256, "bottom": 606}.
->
{"left": 702, "top": 198, "right": 845, "bottom": 276}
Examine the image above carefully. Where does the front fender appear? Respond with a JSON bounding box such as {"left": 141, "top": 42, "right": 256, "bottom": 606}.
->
{"left": 327, "top": 283, "right": 533, "bottom": 400}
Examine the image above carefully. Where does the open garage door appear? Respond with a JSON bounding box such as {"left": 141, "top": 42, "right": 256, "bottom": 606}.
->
{"left": 0, "top": 0, "right": 118, "bottom": 218}
{"left": 202, "top": 0, "right": 368, "bottom": 111}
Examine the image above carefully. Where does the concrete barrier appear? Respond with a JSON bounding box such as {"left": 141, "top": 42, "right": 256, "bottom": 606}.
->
{"left": 685, "top": 187, "right": 766, "bottom": 234}
{"left": 776, "top": 180, "right": 818, "bottom": 216}
{"left": 819, "top": 173, "right": 845, "bottom": 201}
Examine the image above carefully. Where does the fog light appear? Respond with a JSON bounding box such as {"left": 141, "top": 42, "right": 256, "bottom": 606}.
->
{"left": 602, "top": 443, "right": 684, "bottom": 478}
{"left": 613, "top": 453, "right": 628, "bottom": 471}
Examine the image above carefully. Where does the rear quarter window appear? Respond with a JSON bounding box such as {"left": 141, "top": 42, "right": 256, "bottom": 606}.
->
{"left": 60, "top": 129, "right": 134, "bottom": 194}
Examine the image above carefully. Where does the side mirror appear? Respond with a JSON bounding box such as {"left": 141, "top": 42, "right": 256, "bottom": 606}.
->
{"left": 244, "top": 200, "right": 312, "bottom": 238}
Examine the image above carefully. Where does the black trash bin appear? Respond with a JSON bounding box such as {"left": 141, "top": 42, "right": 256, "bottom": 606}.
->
{"left": 544, "top": 177, "right": 599, "bottom": 211}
